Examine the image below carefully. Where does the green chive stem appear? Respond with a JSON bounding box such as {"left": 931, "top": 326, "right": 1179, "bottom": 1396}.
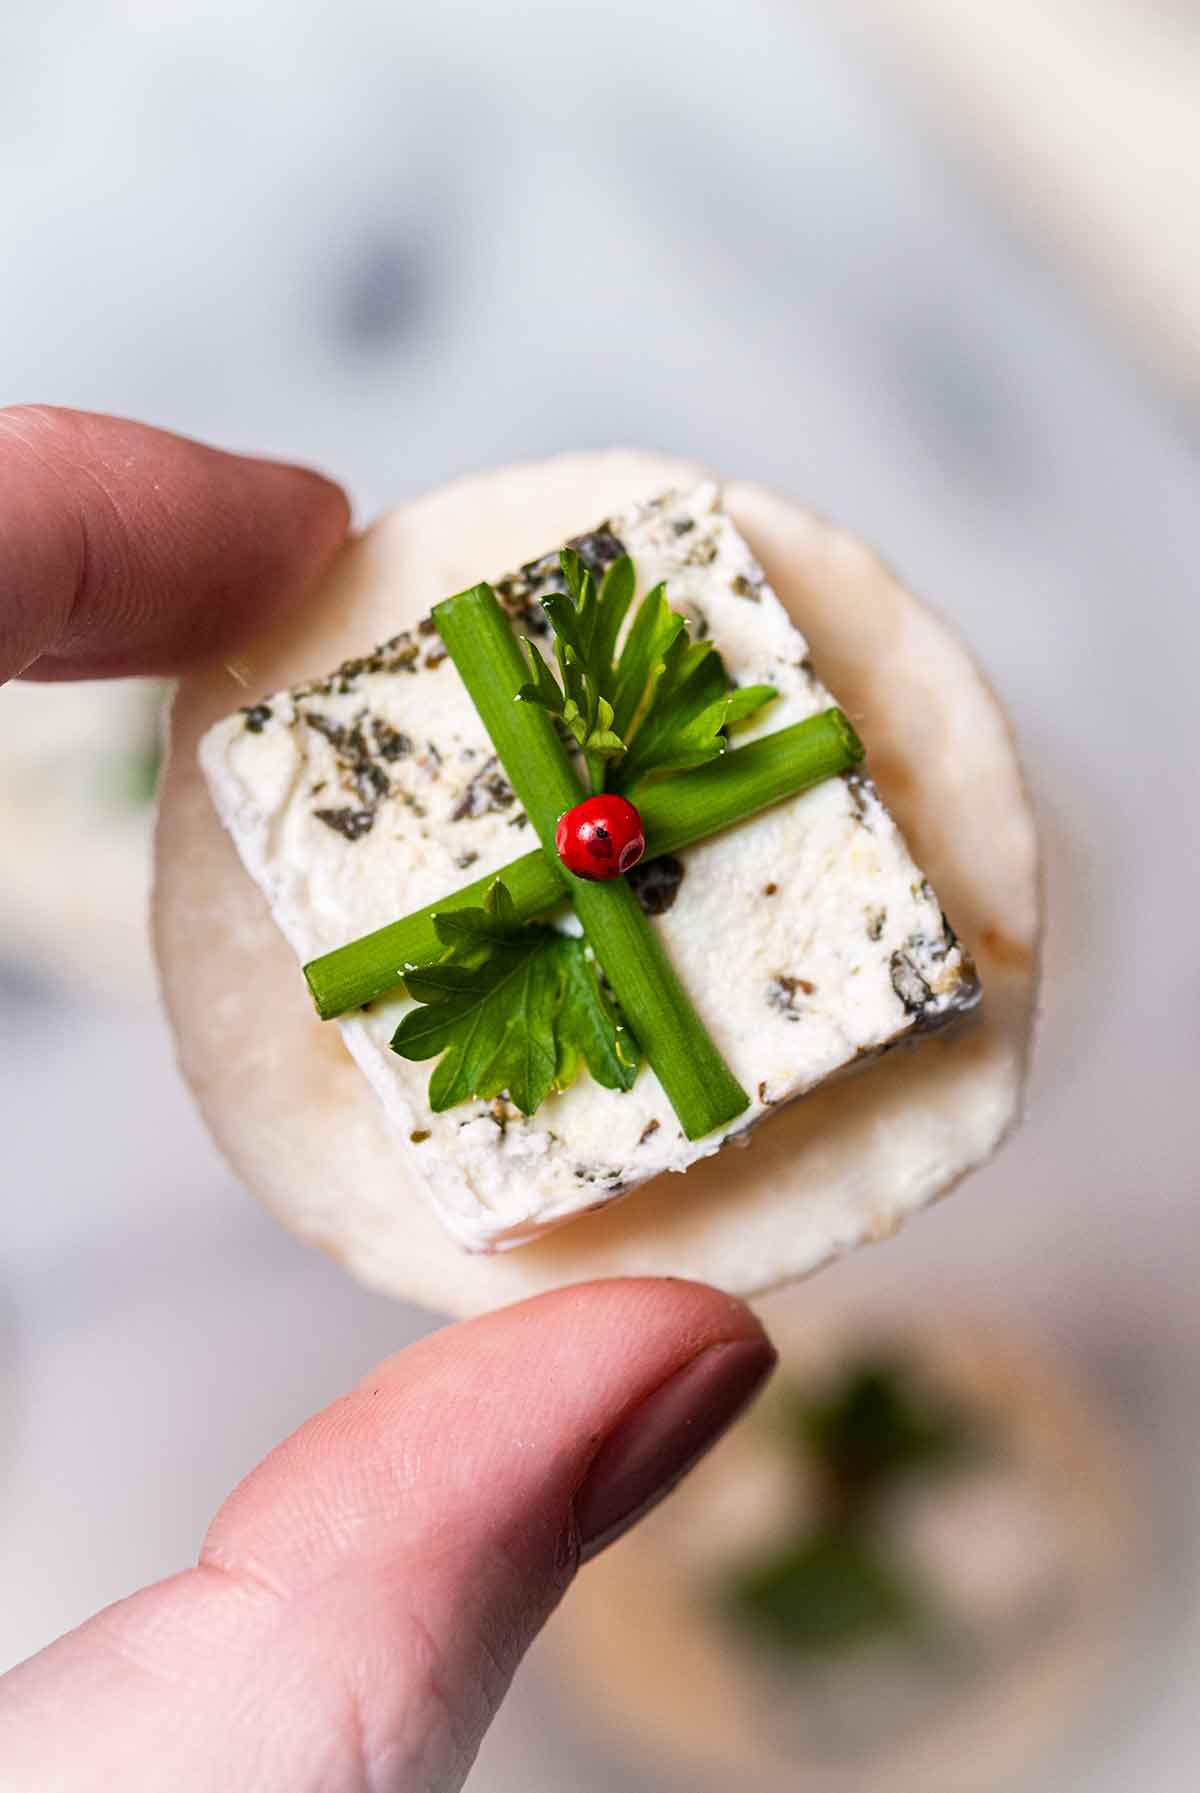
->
{"left": 303, "top": 707, "right": 862, "bottom": 1020}
{"left": 429, "top": 584, "right": 748, "bottom": 1139}
{"left": 570, "top": 873, "right": 748, "bottom": 1139}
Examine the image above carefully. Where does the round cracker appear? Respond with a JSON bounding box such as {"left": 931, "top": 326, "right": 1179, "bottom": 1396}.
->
{"left": 154, "top": 452, "right": 1039, "bottom": 1317}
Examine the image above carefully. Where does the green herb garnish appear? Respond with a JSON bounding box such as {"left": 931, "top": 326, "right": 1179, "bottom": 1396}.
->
{"left": 302, "top": 544, "right": 865, "bottom": 1135}
{"left": 791, "top": 1361, "right": 971, "bottom": 1521}
{"left": 391, "top": 878, "right": 639, "bottom": 1115}
{"left": 719, "top": 1359, "right": 975, "bottom": 1662}
{"left": 517, "top": 550, "right": 632, "bottom": 790}
{"left": 725, "top": 1530, "right": 922, "bottom": 1659}
{"left": 420, "top": 583, "right": 748, "bottom": 1138}
{"left": 124, "top": 740, "right": 162, "bottom": 807}
{"left": 517, "top": 551, "right": 776, "bottom": 793}
{"left": 303, "top": 708, "right": 863, "bottom": 1019}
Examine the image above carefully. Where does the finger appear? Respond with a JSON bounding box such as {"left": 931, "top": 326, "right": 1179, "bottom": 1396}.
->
{"left": 0, "top": 1279, "right": 774, "bottom": 1793}
{"left": 0, "top": 405, "right": 350, "bottom": 683}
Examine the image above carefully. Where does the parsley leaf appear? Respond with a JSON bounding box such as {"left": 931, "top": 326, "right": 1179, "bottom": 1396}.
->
{"left": 554, "top": 931, "right": 641, "bottom": 1091}
{"left": 615, "top": 627, "right": 777, "bottom": 792}
{"left": 516, "top": 548, "right": 776, "bottom": 794}
{"left": 518, "top": 551, "right": 632, "bottom": 780}
{"left": 607, "top": 580, "right": 683, "bottom": 740}
{"left": 391, "top": 879, "right": 641, "bottom": 1115}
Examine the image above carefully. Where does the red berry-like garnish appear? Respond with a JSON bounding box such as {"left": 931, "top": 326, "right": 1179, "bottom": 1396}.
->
{"left": 555, "top": 794, "right": 646, "bottom": 882}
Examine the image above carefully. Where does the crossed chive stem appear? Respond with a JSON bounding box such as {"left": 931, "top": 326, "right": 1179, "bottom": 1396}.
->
{"left": 303, "top": 577, "right": 863, "bottom": 1141}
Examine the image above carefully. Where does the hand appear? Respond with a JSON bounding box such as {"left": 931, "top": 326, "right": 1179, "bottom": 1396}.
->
{"left": 0, "top": 408, "right": 777, "bottom": 1792}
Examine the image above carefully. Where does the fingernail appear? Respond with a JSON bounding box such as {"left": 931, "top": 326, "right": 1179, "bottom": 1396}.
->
{"left": 575, "top": 1337, "right": 776, "bottom": 1562}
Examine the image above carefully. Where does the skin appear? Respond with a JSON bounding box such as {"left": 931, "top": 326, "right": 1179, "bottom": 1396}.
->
{"left": 0, "top": 408, "right": 777, "bottom": 1793}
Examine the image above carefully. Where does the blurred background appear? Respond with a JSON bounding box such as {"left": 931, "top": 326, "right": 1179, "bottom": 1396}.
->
{"left": 1, "top": 1, "right": 1197, "bottom": 1787}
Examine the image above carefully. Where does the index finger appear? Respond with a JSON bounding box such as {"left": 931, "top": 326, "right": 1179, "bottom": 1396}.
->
{"left": 0, "top": 406, "right": 350, "bottom": 684}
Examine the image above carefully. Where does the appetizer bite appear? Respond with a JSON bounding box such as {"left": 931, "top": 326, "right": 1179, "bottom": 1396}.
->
{"left": 550, "top": 1304, "right": 1139, "bottom": 1793}
{"left": 0, "top": 678, "right": 166, "bottom": 998}
{"left": 155, "top": 452, "right": 1039, "bottom": 1313}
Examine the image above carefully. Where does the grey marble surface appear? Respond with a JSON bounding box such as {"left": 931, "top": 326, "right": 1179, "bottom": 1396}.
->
{"left": 0, "top": 2, "right": 1197, "bottom": 1788}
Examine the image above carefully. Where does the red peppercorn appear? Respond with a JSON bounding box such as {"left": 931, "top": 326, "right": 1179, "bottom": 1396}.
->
{"left": 555, "top": 794, "right": 646, "bottom": 881}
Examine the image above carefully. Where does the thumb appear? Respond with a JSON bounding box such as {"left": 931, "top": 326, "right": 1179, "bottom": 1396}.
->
{"left": 0, "top": 1279, "right": 774, "bottom": 1793}
{"left": 0, "top": 404, "right": 350, "bottom": 683}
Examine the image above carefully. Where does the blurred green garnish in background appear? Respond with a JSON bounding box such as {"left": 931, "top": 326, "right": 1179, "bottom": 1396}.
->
{"left": 122, "top": 740, "right": 162, "bottom": 806}
{"left": 720, "top": 1358, "right": 976, "bottom": 1660}
{"left": 789, "top": 1361, "right": 971, "bottom": 1525}
{"left": 725, "top": 1529, "right": 922, "bottom": 1657}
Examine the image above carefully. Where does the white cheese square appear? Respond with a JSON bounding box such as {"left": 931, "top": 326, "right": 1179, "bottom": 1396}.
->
{"left": 200, "top": 484, "right": 979, "bottom": 1251}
